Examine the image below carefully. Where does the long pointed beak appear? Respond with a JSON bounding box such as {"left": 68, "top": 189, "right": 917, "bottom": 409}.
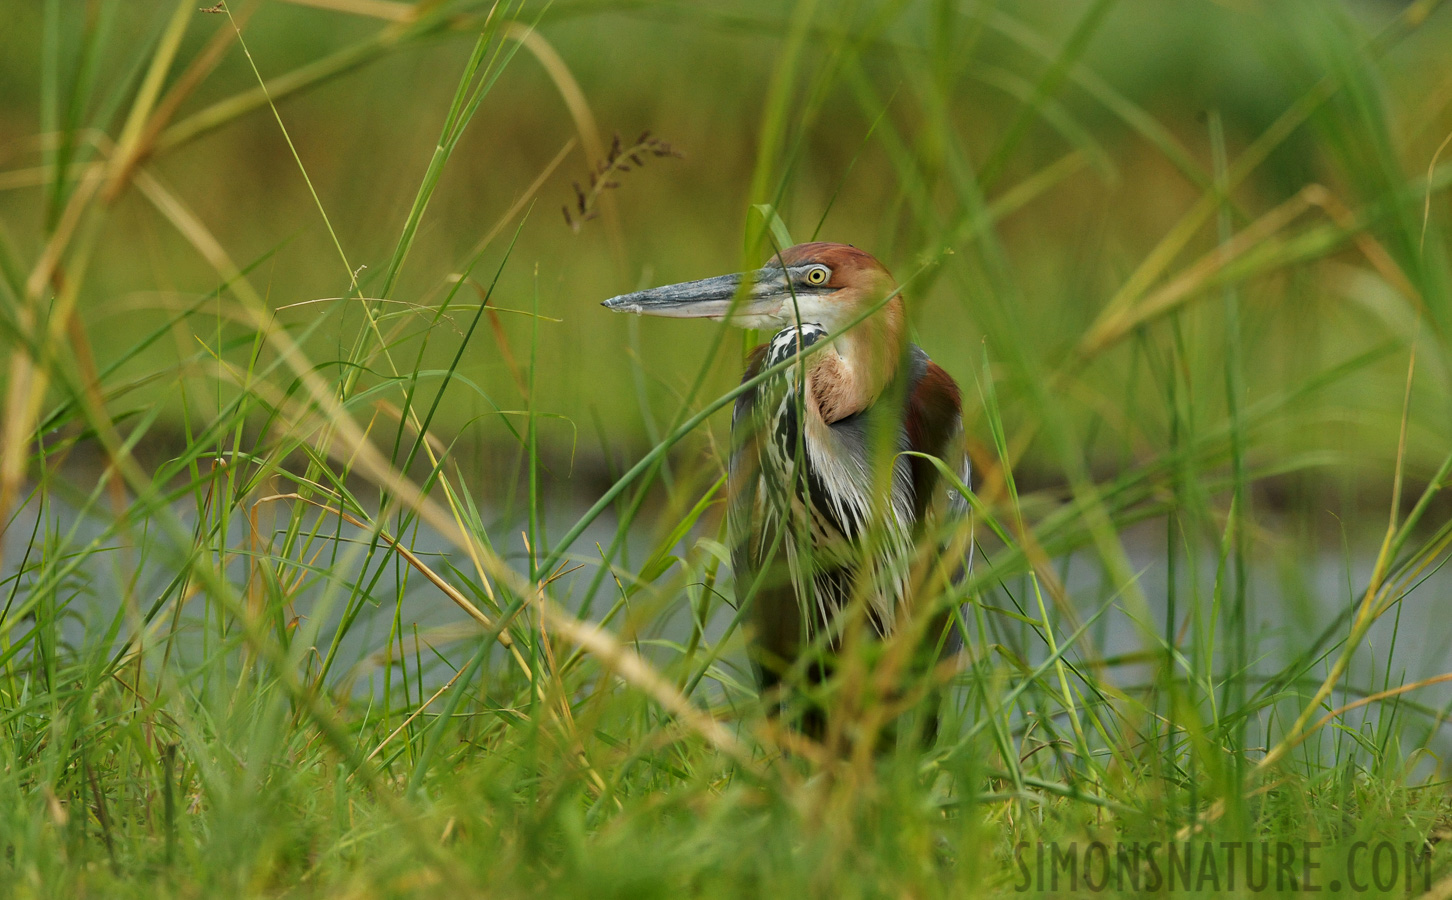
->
{"left": 601, "top": 267, "right": 788, "bottom": 324}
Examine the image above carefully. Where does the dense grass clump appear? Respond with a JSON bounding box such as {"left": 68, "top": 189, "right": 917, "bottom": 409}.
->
{"left": 3, "top": 0, "right": 1452, "bottom": 896}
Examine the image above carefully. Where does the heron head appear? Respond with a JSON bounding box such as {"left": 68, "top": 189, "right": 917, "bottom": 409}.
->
{"left": 601, "top": 242, "right": 900, "bottom": 334}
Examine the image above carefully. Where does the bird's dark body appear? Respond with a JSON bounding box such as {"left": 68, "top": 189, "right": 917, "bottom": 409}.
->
{"left": 730, "top": 325, "right": 969, "bottom": 729}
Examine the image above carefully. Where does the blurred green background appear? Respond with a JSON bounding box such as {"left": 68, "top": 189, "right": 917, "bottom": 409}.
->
{"left": 2, "top": 0, "right": 1451, "bottom": 517}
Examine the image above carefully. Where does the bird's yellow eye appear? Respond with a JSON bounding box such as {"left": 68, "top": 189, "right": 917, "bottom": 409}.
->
{"left": 805, "top": 266, "right": 829, "bottom": 286}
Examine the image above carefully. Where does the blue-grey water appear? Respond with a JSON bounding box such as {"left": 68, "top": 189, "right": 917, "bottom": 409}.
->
{"left": 5, "top": 486, "right": 1452, "bottom": 767}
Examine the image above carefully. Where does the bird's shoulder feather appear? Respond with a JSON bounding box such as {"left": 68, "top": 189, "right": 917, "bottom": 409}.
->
{"left": 903, "top": 349, "right": 967, "bottom": 524}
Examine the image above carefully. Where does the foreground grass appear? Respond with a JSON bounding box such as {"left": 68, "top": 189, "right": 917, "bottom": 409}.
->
{"left": 4, "top": 1, "right": 1452, "bottom": 896}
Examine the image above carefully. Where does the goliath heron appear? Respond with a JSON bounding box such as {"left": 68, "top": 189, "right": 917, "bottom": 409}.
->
{"left": 603, "top": 242, "right": 971, "bottom": 737}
